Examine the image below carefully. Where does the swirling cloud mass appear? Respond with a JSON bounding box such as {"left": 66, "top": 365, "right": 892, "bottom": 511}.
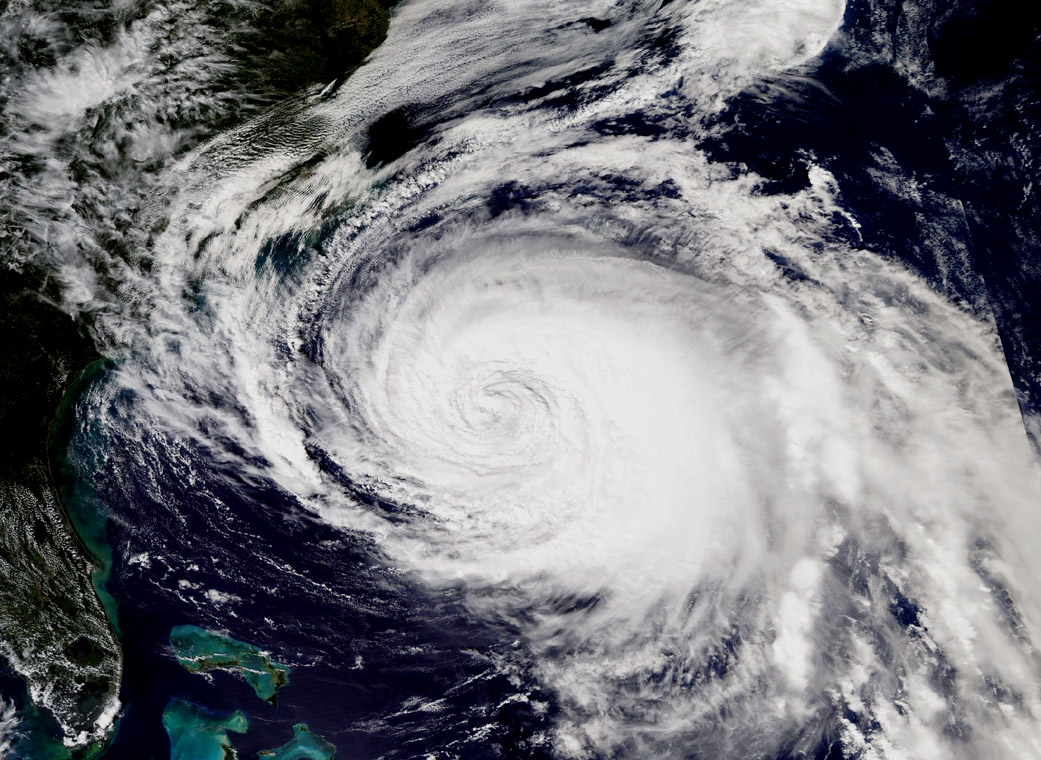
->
{"left": 12, "top": 0, "right": 1041, "bottom": 757}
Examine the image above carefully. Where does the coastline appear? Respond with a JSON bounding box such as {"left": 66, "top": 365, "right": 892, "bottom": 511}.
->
{"left": 0, "top": 0, "right": 401, "bottom": 754}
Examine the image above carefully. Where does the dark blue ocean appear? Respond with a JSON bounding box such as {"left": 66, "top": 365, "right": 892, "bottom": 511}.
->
{"left": 22, "top": 0, "right": 1041, "bottom": 757}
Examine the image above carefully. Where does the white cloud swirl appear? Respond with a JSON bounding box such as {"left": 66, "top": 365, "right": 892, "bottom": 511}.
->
{"left": 94, "top": 0, "right": 1041, "bottom": 757}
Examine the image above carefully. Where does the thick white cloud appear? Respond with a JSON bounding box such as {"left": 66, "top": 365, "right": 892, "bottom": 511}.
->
{"left": 85, "top": 0, "right": 1041, "bottom": 757}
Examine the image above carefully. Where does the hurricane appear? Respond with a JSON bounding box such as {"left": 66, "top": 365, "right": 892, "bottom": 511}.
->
{"left": 2, "top": 0, "right": 1041, "bottom": 757}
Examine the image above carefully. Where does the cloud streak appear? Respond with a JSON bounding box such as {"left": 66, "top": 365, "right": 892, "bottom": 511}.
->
{"left": 57, "top": 0, "right": 1041, "bottom": 756}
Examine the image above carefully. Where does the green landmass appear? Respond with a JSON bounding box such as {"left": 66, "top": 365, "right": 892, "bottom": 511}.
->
{"left": 49, "top": 359, "right": 123, "bottom": 641}
{"left": 239, "top": 0, "right": 400, "bottom": 96}
{"left": 258, "top": 724, "right": 336, "bottom": 760}
{"left": 0, "top": 267, "right": 121, "bottom": 756}
{"left": 0, "top": 692, "right": 115, "bottom": 760}
{"left": 163, "top": 699, "right": 248, "bottom": 760}
{"left": 170, "top": 626, "right": 291, "bottom": 706}
{"left": 0, "top": 0, "right": 400, "bottom": 752}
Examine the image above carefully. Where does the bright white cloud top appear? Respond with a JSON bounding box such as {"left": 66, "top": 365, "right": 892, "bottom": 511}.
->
{"left": 23, "top": 0, "right": 1039, "bottom": 756}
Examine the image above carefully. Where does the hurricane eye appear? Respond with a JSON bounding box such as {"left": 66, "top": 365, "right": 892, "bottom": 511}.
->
{"left": 19, "top": 0, "right": 1041, "bottom": 757}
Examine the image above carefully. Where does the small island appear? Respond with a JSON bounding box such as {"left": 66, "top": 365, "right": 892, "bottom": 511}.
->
{"left": 259, "top": 724, "right": 336, "bottom": 760}
{"left": 169, "top": 625, "right": 291, "bottom": 705}
{"left": 163, "top": 699, "right": 248, "bottom": 760}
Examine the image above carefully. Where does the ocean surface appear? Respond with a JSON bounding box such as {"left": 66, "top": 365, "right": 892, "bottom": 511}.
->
{"left": 2, "top": 0, "right": 1041, "bottom": 757}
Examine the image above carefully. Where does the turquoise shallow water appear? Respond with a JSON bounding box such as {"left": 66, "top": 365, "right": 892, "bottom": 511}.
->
{"left": 165, "top": 627, "right": 336, "bottom": 758}
{"left": 162, "top": 699, "right": 248, "bottom": 760}
{"left": 0, "top": 670, "right": 110, "bottom": 760}
{"left": 1, "top": 359, "right": 126, "bottom": 760}
{"left": 258, "top": 724, "right": 336, "bottom": 760}
{"left": 50, "top": 359, "right": 122, "bottom": 638}
{"left": 170, "top": 625, "right": 291, "bottom": 705}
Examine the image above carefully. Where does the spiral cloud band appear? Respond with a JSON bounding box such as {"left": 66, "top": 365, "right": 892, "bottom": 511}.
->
{"left": 76, "top": 0, "right": 1041, "bottom": 756}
